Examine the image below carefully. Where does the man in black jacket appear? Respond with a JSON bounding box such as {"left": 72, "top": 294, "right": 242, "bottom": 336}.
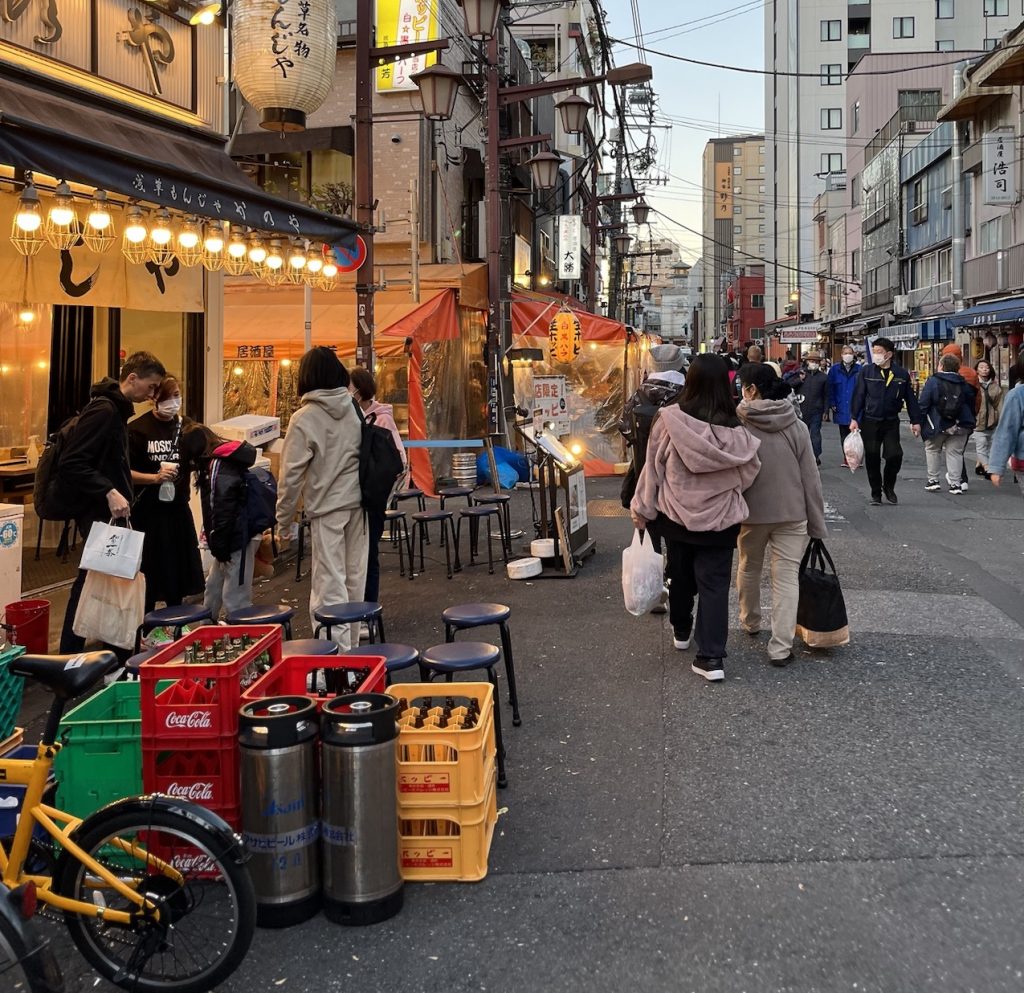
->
{"left": 59, "top": 351, "right": 166, "bottom": 652}
{"left": 850, "top": 336, "right": 922, "bottom": 506}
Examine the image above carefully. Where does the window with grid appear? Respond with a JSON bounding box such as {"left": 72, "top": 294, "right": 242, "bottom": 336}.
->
{"left": 984, "top": 37, "right": 999, "bottom": 51}
{"left": 751, "top": 294, "right": 765, "bottom": 309}
{"left": 984, "top": 0, "right": 1007, "bottom": 15}
{"left": 936, "top": 39, "right": 955, "bottom": 51}
{"left": 936, "top": 0, "right": 953, "bottom": 16}
{"left": 893, "top": 17, "right": 915, "bottom": 38}
{"left": 820, "top": 19, "right": 841, "bottom": 41}
{"left": 821, "top": 108, "right": 842, "bottom": 130}
{"left": 910, "top": 179, "right": 928, "bottom": 224}
{"left": 820, "top": 152, "right": 843, "bottom": 174}
{"left": 820, "top": 64, "right": 842, "bottom": 85}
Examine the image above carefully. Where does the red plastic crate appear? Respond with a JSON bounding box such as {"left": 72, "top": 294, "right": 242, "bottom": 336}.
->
{"left": 139, "top": 626, "right": 282, "bottom": 743}
{"left": 241, "top": 653, "right": 386, "bottom": 712}
{"left": 140, "top": 804, "right": 240, "bottom": 879}
{"left": 142, "top": 739, "right": 239, "bottom": 810}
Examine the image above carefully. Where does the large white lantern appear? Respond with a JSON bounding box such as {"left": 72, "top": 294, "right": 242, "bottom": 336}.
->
{"left": 232, "top": 0, "right": 338, "bottom": 132}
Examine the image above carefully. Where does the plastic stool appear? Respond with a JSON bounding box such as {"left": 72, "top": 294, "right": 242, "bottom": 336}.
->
{"left": 409, "top": 510, "right": 460, "bottom": 580}
{"left": 135, "top": 603, "right": 212, "bottom": 653}
{"left": 282, "top": 639, "right": 340, "bottom": 657}
{"left": 226, "top": 603, "right": 295, "bottom": 639}
{"left": 313, "top": 602, "right": 385, "bottom": 643}
{"left": 341, "top": 642, "right": 420, "bottom": 676}
{"left": 443, "top": 602, "right": 521, "bottom": 726}
{"left": 420, "top": 641, "right": 507, "bottom": 788}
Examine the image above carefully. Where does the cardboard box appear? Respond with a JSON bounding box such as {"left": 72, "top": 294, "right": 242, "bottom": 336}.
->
{"left": 211, "top": 415, "right": 280, "bottom": 447}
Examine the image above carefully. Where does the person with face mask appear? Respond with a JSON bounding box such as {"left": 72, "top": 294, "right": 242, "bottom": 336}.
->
{"left": 972, "top": 359, "right": 1003, "bottom": 478}
{"left": 826, "top": 346, "right": 862, "bottom": 466}
{"left": 128, "top": 375, "right": 205, "bottom": 612}
{"left": 849, "top": 337, "right": 923, "bottom": 505}
{"left": 791, "top": 351, "right": 828, "bottom": 465}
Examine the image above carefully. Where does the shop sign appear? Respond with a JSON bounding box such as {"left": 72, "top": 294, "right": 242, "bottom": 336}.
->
{"left": 779, "top": 325, "right": 822, "bottom": 344}
{"left": 714, "top": 162, "right": 732, "bottom": 219}
{"left": 983, "top": 128, "right": 1016, "bottom": 206}
{"left": 236, "top": 345, "right": 276, "bottom": 358}
{"left": 548, "top": 308, "right": 582, "bottom": 363}
{"left": 533, "top": 375, "right": 569, "bottom": 435}
{"left": 558, "top": 215, "right": 582, "bottom": 281}
{"left": 0, "top": 0, "right": 220, "bottom": 122}
{"left": 375, "top": 0, "right": 438, "bottom": 92}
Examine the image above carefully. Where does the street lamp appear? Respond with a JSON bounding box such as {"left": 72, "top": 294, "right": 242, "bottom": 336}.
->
{"left": 457, "top": 0, "right": 503, "bottom": 41}
{"left": 631, "top": 197, "right": 650, "bottom": 226}
{"left": 556, "top": 94, "right": 592, "bottom": 135}
{"left": 612, "top": 233, "right": 632, "bottom": 255}
{"left": 411, "top": 65, "right": 461, "bottom": 121}
{"left": 527, "top": 150, "right": 562, "bottom": 191}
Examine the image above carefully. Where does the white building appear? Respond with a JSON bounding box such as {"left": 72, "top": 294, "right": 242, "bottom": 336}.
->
{"left": 764, "top": 0, "right": 1002, "bottom": 323}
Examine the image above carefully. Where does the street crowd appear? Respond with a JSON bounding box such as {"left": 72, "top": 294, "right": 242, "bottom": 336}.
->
{"left": 621, "top": 338, "right": 1024, "bottom": 683}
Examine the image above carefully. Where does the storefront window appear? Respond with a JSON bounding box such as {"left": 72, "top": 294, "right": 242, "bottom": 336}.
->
{"left": 120, "top": 310, "right": 185, "bottom": 413}
{"left": 0, "top": 303, "right": 52, "bottom": 449}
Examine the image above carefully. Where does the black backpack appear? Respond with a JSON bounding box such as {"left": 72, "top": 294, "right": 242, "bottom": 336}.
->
{"left": 619, "top": 396, "right": 666, "bottom": 508}
{"left": 355, "top": 402, "right": 404, "bottom": 512}
{"left": 936, "top": 378, "right": 963, "bottom": 421}
{"left": 32, "top": 398, "right": 115, "bottom": 521}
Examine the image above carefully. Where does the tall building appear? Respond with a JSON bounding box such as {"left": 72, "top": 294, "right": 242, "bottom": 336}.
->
{"left": 701, "top": 135, "right": 766, "bottom": 347}
{"left": 764, "top": 0, "right": 1002, "bottom": 323}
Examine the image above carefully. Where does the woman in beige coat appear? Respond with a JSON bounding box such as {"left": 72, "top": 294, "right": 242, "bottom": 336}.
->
{"left": 736, "top": 362, "right": 827, "bottom": 666}
{"left": 276, "top": 347, "right": 366, "bottom": 649}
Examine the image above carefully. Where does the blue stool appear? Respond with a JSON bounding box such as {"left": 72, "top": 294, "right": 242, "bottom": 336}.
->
{"left": 122, "top": 648, "right": 159, "bottom": 682}
{"left": 455, "top": 506, "right": 508, "bottom": 575}
{"left": 410, "top": 510, "right": 460, "bottom": 579}
{"left": 471, "top": 493, "right": 512, "bottom": 555}
{"left": 135, "top": 603, "right": 212, "bottom": 653}
{"left": 226, "top": 603, "right": 295, "bottom": 639}
{"left": 420, "top": 641, "right": 507, "bottom": 788}
{"left": 438, "top": 486, "right": 474, "bottom": 511}
{"left": 443, "top": 603, "right": 521, "bottom": 726}
{"left": 313, "top": 602, "right": 385, "bottom": 643}
{"left": 341, "top": 642, "right": 420, "bottom": 677}
{"left": 385, "top": 509, "right": 412, "bottom": 577}
{"left": 282, "top": 639, "right": 340, "bottom": 657}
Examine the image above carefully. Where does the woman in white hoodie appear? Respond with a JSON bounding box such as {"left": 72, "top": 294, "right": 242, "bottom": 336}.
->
{"left": 277, "top": 347, "right": 366, "bottom": 649}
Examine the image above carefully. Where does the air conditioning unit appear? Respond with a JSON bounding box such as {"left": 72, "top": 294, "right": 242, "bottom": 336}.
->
{"left": 893, "top": 294, "right": 911, "bottom": 316}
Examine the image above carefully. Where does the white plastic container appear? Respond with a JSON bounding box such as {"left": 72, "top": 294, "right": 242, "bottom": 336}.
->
{"left": 211, "top": 414, "right": 281, "bottom": 447}
{"left": 530, "top": 538, "right": 555, "bottom": 559}
{"left": 506, "top": 557, "right": 542, "bottom": 580}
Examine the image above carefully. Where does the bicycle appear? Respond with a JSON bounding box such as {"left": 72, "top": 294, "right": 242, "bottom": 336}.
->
{"left": 0, "top": 882, "right": 64, "bottom": 992}
{"left": 1, "top": 649, "right": 256, "bottom": 993}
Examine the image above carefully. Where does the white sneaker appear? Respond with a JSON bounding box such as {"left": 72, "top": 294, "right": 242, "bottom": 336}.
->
{"left": 959, "top": 480, "right": 968, "bottom": 492}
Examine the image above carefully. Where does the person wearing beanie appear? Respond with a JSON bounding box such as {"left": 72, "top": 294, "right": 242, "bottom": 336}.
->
{"left": 646, "top": 343, "right": 687, "bottom": 385}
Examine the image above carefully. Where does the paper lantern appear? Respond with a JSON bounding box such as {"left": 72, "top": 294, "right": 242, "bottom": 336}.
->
{"left": 548, "top": 309, "right": 582, "bottom": 364}
{"left": 232, "top": 0, "right": 337, "bottom": 132}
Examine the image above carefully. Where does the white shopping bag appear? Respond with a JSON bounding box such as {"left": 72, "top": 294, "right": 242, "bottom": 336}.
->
{"left": 843, "top": 430, "right": 865, "bottom": 473}
{"left": 73, "top": 571, "right": 145, "bottom": 649}
{"left": 79, "top": 519, "right": 145, "bottom": 579}
{"left": 622, "top": 529, "right": 665, "bottom": 616}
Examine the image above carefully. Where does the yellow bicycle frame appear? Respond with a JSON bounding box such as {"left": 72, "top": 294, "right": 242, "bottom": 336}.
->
{"left": 0, "top": 741, "right": 180, "bottom": 925}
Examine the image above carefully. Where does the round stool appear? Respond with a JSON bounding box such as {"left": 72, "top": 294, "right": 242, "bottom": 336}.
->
{"left": 313, "top": 602, "right": 385, "bottom": 644}
{"left": 456, "top": 506, "right": 507, "bottom": 575}
{"left": 420, "top": 641, "right": 507, "bottom": 788}
{"left": 341, "top": 642, "right": 420, "bottom": 676}
{"left": 282, "top": 639, "right": 340, "bottom": 657}
{"left": 135, "top": 603, "right": 212, "bottom": 653}
{"left": 226, "top": 603, "right": 296, "bottom": 639}
{"left": 438, "top": 486, "right": 474, "bottom": 511}
{"left": 442, "top": 603, "right": 520, "bottom": 726}
{"left": 471, "top": 493, "right": 512, "bottom": 555}
{"left": 122, "top": 648, "right": 159, "bottom": 682}
{"left": 409, "top": 510, "right": 460, "bottom": 580}
{"left": 385, "top": 508, "right": 412, "bottom": 577}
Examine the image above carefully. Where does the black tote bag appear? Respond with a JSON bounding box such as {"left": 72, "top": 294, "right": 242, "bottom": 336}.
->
{"left": 795, "top": 539, "right": 850, "bottom": 648}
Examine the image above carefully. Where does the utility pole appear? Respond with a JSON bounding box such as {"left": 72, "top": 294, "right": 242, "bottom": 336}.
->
{"left": 355, "top": 0, "right": 375, "bottom": 369}
{"left": 485, "top": 33, "right": 502, "bottom": 434}
{"left": 951, "top": 62, "right": 966, "bottom": 313}
{"left": 608, "top": 103, "right": 626, "bottom": 322}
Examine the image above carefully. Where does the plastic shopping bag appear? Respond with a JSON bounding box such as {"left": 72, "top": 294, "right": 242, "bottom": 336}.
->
{"left": 73, "top": 570, "right": 145, "bottom": 649}
{"left": 843, "top": 429, "right": 864, "bottom": 473}
{"left": 622, "top": 529, "right": 664, "bottom": 616}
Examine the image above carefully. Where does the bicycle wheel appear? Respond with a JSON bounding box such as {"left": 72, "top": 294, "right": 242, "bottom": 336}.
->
{"left": 0, "top": 908, "right": 64, "bottom": 993}
{"left": 53, "top": 807, "right": 255, "bottom": 993}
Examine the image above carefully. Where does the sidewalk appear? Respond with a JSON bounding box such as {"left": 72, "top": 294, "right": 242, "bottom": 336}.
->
{"left": 27, "top": 432, "right": 1024, "bottom": 991}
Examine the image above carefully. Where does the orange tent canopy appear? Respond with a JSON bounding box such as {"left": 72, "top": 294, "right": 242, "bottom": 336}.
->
{"left": 511, "top": 292, "right": 627, "bottom": 344}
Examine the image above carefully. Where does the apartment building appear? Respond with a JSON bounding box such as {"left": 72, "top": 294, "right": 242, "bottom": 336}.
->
{"left": 701, "top": 135, "right": 766, "bottom": 347}
{"left": 764, "top": 0, "right": 999, "bottom": 323}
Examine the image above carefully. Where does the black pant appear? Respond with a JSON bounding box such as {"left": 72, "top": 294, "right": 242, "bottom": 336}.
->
{"left": 838, "top": 423, "right": 852, "bottom": 460}
{"left": 665, "top": 540, "right": 734, "bottom": 660}
{"left": 59, "top": 568, "right": 88, "bottom": 653}
{"left": 363, "top": 507, "right": 386, "bottom": 603}
{"left": 860, "top": 418, "right": 903, "bottom": 496}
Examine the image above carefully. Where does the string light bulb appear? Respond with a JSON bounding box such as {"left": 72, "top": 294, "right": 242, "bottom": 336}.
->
{"left": 124, "top": 207, "right": 148, "bottom": 244}
{"left": 265, "top": 239, "right": 284, "bottom": 270}
{"left": 203, "top": 223, "right": 224, "bottom": 254}
{"left": 150, "top": 208, "right": 173, "bottom": 246}
{"left": 305, "top": 248, "right": 324, "bottom": 274}
{"left": 247, "top": 233, "right": 267, "bottom": 265}
{"left": 44, "top": 180, "right": 81, "bottom": 249}
{"left": 15, "top": 181, "right": 42, "bottom": 232}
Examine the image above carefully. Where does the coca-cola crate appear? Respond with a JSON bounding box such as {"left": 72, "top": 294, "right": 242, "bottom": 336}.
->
{"left": 142, "top": 740, "right": 239, "bottom": 810}
{"left": 140, "top": 625, "right": 283, "bottom": 743}
{"left": 241, "top": 654, "right": 386, "bottom": 712}
{"left": 139, "top": 805, "right": 241, "bottom": 879}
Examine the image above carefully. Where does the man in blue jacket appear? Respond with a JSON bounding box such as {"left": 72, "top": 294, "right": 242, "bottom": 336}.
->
{"left": 918, "top": 353, "right": 976, "bottom": 494}
{"left": 826, "top": 344, "right": 862, "bottom": 466}
{"left": 850, "top": 336, "right": 923, "bottom": 506}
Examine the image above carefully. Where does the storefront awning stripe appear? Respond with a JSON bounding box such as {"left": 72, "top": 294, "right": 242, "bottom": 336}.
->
{"left": 947, "top": 297, "right": 1024, "bottom": 328}
{"left": 884, "top": 318, "right": 952, "bottom": 343}
{"left": 0, "top": 78, "right": 358, "bottom": 251}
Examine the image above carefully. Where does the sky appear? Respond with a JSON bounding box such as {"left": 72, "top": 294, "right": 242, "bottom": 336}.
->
{"left": 599, "top": 0, "right": 766, "bottom": 263}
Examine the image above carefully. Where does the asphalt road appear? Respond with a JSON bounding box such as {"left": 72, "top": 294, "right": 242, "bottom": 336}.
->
{"left": 23, "top": 423, "right": 1024, "bottom": 993}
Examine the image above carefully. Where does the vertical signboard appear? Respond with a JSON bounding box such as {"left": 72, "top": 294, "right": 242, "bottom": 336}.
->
{"left": 558, "top": 215, "right": 582, "bottom": 280}
{"left": 714, "top": 162, "right": 733, "bottom": 219}
{"left": 983, "top": 128, "right": 1016, "bottom": 205}
{"left": 375, "top": 0, "right": 439, "bottom": 91}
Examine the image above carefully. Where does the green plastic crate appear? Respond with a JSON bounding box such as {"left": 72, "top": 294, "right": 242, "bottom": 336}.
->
{"left": 0, "top": 645, "right": 26, "bottom": 740}
{"left": 54, "top": 681, "right": 142, "bottom": 820}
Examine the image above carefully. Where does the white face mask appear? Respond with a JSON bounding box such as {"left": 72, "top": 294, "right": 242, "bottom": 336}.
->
{"left": 872, "top": 352, "right": 888, "bottom": 365}
{"left": 807, "top": 363, "right": 820, "bottom": 372}
{"left": 157, "top": 397, "right": 182, "bottom": 416}
{"left": 842, "top": 354, "right": 854, "bottom": 365}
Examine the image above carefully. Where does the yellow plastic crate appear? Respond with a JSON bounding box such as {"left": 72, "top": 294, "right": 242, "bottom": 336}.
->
{"left": 397, "top": 777, "right": 498, "bottom": 882}
{"left": 391, "top": 682, "right": 496, "bottom": 807}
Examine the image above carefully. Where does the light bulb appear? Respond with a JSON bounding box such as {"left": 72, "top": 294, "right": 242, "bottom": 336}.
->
{"left": 151, "top": 209, "right": 172, "bottom": 245}
{"left": 280, "top": 358, "right": 292, "bottom": 367}
{"left": 18, "top": 307, "right": 35, "bottom": 324}
{"left": 198, "top": 8, "right": 215, "bottom": 23}
{"left": 248, "top": 236, "right": 267, "bottom": 264}
{"left": 233, "top": 365, "right": 244, "bottom": 376}
{"left": 227, "top": 233, "right": 247, "bottom": 258}
{"left": 86, "top": 190, "right": 112, "bottom": 231}
{"left": 265, "top": 240, "right": 284, "bottom": 270}
{"left": 288, "top": 245, "right": 307, "bottom": 270}
{"left": 322, "top": 261, "right": 339, "bottom": 278}
{"left": 204, "top": 224, "right": 225, "bottom": 253}
{"left": 49, "top": 182, "right": 76, "bottom": 227}
{"left": 124, "top": 208, "right": 147, "bottom": 243}
{"left": 305, "top": 250, "right": 324, "bottom": 274}
{"left": 178, "top": 218, "right": 200, "bottom": 249}
{"left": 15, "top": 183, "right": 42, "bottom": 232}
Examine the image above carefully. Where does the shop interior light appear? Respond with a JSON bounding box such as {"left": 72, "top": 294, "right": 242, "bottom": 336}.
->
{"left": 150, "top": 209, "right": 173, "bottom": 245}
{"left": 247, "top": 234, "right": 267, "bottom": 265}
{"left": 14, "top": 181, "right": 42, "bottom": 233}
{"left": 17, "top": 304, "right": 35, "bottom": 324}
{"left": 280, "top": 357, "right": 292, "bottom": 367}
{"left": 233, "top": 365, "right": 244, "bottom": 376}
{"left": 189, "top": 0, "right": 220, "bottom": 25}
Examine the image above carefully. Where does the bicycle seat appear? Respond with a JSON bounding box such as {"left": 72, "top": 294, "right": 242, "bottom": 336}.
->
{"left": 9, "top": 650, "right": 120, "bottom": 700}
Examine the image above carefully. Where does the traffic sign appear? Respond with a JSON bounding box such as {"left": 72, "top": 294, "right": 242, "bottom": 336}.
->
{"left": 331, "top": 236, "right": 368, "bottom": 273}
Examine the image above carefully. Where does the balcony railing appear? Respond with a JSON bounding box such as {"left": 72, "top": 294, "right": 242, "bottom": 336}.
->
{"left": 864, "top": 102, "right": 942, "bottom": 167}
{"left": 848, "top": 34, "right": 870, "bottom": 50}
{"left": 964, "top": 244, "right": 1024, "bottom": 298}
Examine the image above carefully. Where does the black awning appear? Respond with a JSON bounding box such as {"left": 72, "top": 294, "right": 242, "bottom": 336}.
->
{"left": 229, "top": 125, "right": 354, "bottom": 157}
{"left": 0, "top": 75, "right": 358, "bottom": 251}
